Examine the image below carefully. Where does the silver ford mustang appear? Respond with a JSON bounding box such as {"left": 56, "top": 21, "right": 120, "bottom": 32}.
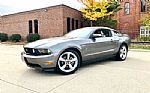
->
{"left": 21, "top": 27, "right": 130, "bottom": 74}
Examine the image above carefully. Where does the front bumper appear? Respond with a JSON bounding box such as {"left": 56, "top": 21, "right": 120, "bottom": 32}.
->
{"left": 21, "top": 52, "right": 58, "bottom": 70}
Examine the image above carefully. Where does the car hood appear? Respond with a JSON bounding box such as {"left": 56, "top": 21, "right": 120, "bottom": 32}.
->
{"left": 24, "top": 37, "right": 78, "bottom": 48}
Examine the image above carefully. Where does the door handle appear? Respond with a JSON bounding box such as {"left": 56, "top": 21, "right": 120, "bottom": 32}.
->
{"left": 111, "top": 39, "right": 114, "bottom": 42}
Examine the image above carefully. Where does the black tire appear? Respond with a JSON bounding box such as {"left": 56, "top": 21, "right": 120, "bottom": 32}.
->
{"left": 56, "top": 50, "right": 81, "bottom": 75}
{"left": 115, "top": 44, "right": 128, "bottom": 61}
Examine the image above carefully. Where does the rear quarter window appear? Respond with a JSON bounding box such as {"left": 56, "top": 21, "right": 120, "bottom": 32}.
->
{"left": 113, "top": 30, "right": 122, "bottom": 36}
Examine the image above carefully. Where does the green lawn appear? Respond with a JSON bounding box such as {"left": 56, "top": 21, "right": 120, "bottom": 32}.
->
{"left": 130, "top": 44, "right": 150, "bottom": 50}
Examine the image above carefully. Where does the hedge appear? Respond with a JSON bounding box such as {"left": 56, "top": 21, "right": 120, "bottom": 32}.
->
{"left": 26, "top": 33, "right": 40, "bottom": 42}
{"left": 9, "top": 34, "right": 21, "bottom": 42}
{"left": 0, "top": 33, "right": 8, "bottom": 42}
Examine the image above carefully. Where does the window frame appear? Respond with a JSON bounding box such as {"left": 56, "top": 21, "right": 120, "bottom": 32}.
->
{"left": 72, "top": 18, "right": 74, "bottom": 30}
{"left": 34, "top": 19, "right": 38, "bottom": 34}
{"left": 140, "top": 0, "right": 146, "bottom": 12}
{"left": 29, "top": 20, "right": 33, "bottom": 33}
{"left": 75, "top": 20, "right": 79, "bottom": 29}
{"left": 91, "top": 28, "right": 112, "bottom": 38}
{"left": 67, "top": 17, "right": 71, "bottom": 33}
{"left": 124, "top": 2, "right": 130, "bottom": 15}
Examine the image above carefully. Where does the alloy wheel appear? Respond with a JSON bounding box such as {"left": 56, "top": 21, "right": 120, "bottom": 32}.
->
{"left": 119, "top": 45, "right": 127, "bottom": 60}
{"left": 58, "top": 52, "right": 79, "bottom": 73}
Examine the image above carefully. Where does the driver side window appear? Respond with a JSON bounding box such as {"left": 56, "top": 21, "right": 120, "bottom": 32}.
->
{"left": 94, "top": 29, "right": 105, "bottom": 37}
{"left": 94, "top": 29, "right": 112, "bottom": 37}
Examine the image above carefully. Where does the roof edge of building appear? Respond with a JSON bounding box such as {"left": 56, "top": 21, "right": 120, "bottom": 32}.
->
{"left": 1, "top": 4, "right": 81, "bottom": 17}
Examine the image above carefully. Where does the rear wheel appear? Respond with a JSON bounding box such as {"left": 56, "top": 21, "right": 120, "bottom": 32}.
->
{"left": 115, "top": 45, "right": 128, "bottom": 61}
{"left": 56, "top": 50, "right": 80, "bottom": 75}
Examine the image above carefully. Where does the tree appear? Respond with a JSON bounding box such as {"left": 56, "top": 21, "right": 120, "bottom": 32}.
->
{"left": 78, "top": 0, "right": 112, "bottom": 26}
{"left": 139, "top": 12, "right": 150, "bottom": 27}
{"left": 78, "top": 0, "right": 120, "bottom": 26}
{"left": 80, "top": 16, "right": 117, "bottom": 29}
{"left": 107, "top": 0, "right": 121, "bottom": 13}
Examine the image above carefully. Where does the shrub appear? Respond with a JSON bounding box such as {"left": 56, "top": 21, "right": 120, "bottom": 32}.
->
{"left": 136, "top": 36, "right": 150, "bottom": 41}
{"left": 9, "top": 34, "right": 21, "bottom": 42}
{"left": 0, "top": 33, "right": 8, "bottom": 42}
{"left": 26, "top": 33, "right": 40, "bottom": 42}
{"left": 130, "top": 44, "right": 150, "bottom": 50}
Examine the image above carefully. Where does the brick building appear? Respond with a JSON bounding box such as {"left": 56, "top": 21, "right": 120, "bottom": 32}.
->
{"left": 0, "top": 4, "right": 82, "bottom": 39}
{"left": 1, "top": 2, "right": 149, "bottom": 39}
{"left": 115, "top": 0, "right": 149, "bottom": 38}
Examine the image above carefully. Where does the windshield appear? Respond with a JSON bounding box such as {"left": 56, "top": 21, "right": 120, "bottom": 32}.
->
{"left": 64, "top": 28, "right": 94, "bottom": 38}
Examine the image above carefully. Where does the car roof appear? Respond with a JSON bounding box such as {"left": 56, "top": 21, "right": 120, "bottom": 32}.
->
{"left": 83, "top": 27, "right": 114, "bottom": 30}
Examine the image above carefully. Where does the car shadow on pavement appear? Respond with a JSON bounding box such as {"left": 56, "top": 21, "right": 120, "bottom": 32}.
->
{"left": 80, "top": 57, "right": 117, "bottom": 68}
{"left": 22, "top": 57, "right": 123, "bottom": 77}
{"left": 22, "top": 68, "right": 63, "bottom": 77}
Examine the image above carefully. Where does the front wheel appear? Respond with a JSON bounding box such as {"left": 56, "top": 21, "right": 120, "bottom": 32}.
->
{"left": 56, "top": 50, "right": 80, "bottom": 75}
{"left": 115, "top": 45, "right": 128, "bottom": 61}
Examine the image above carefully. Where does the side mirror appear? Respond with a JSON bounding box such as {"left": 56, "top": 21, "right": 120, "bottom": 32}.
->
{"left": 92, "top": 34, "right": 102, "bottom": 39}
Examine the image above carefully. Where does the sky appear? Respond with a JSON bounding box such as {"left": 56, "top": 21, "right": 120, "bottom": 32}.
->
{"left": 0, "top": 0, "right": 83, "bottom": 15}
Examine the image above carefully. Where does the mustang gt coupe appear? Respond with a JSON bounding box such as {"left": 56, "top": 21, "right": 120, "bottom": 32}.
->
{"left": 21, "top": 27, "right": 130, "bottom": 74}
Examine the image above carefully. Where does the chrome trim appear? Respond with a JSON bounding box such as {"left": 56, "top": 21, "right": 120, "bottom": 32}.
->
{"left": 85, "top": 49, "right": 115, "bottom": 56}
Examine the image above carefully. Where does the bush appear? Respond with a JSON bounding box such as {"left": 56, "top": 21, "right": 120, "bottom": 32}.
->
{"left": 26, "top": 33, "right": 40, "bottom": 42}
{"left": 9, "top": 34, "right": 21, "bottom": 42}
{"left": 136, "top": 36, "right": 150, "bottom": 41}
{"left": 130, "top": 44, "right": 150, "bottom": 50}
{"left": 0, "top": 33, "right": 8, "bottom": 42}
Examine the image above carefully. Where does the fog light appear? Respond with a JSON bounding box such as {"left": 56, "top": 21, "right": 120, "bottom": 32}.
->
{"left": 44, "top": 61, "right": 54, "bottom": 65}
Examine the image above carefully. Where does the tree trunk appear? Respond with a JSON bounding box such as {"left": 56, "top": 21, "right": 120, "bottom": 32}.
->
{"left": 90, "top": 21, "right": 93, "bottom": 27}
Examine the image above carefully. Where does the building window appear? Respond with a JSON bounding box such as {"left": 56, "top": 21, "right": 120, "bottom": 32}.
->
{"left": 29, "top": 20, "right": 32, "bottom": 33}
{"left": 119, "top": 0, "right": 123, "bottom": 2}
{"left": 80, "top": 22, "right": 83, "bottom": 28}
{"left": 67, "top": 17, "right": 70, "bottom": 33}
{"left": 141, "top": 0, "right": 146, "bottom": 12}
{"left": 34, "top": 19, "right": 38, "bottom": 34}
{"left": 72, "top": 18, "right": 74, "bottom": 30}
{"left": 140, "top": 26, "right": 150, "bottom": 37}
{"left": 124, "top": 2, "right": 130, "bottom": 15}
{"left": 76, "top": 20, "right": 79, "bottom": 29}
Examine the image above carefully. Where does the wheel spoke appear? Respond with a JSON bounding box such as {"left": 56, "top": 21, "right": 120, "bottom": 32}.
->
{"left": 59, "top": 57, "right": 66, "bottom": 62}
{"left": 71, "top": 57, "right": 77, "bottom": 62}
{"left": 68, "top": 64, "right": 74, "bottom": 70}
{"left": 61, "top": 63, "right": 67, "bottom": 69}
{"left": 67, "top": 53, "right": 71, "bottom": 60}
{"left": 120, "top": 49, "right": 123, "bottom": 53}
{"left": 120, "top": 53, "right": 123, "bottom": 58}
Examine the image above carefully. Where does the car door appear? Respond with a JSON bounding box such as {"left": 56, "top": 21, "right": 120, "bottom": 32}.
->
{"left": 84, "top": 28, "right": 116, "bottom": 60}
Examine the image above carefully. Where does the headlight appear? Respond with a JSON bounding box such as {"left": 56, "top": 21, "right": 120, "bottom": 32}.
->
{"left": 37, "top": 49, "right": 52, "bottom": 55}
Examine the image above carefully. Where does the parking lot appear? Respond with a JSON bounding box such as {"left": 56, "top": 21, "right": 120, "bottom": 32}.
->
{"left": 0, "top": 44, "right": 150, "bottom": 93}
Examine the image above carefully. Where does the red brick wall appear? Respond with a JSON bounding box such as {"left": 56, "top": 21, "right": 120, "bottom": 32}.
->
{"left": 115, "top": 0, "right": 147, "bottom": 38}
{"left": 117, "top": 0, "right": 140, "bottom": 30}
{"left": 62, "top": 6, "right": 82, "bottom": 34}
{"left": 0, "top": 4, "right": 82, "bottom": 39}
{"left": 115, "top": 0, "right": 145, "bottom": 38}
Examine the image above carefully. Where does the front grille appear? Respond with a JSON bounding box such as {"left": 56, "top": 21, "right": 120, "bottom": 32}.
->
{"left": 24, "top": 48, "right": 40, "bottom": 56}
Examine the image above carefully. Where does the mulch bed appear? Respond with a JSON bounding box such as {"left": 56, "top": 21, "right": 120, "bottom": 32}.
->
{"left": 0, "top": 41, "right": 27, "bottom": 45}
